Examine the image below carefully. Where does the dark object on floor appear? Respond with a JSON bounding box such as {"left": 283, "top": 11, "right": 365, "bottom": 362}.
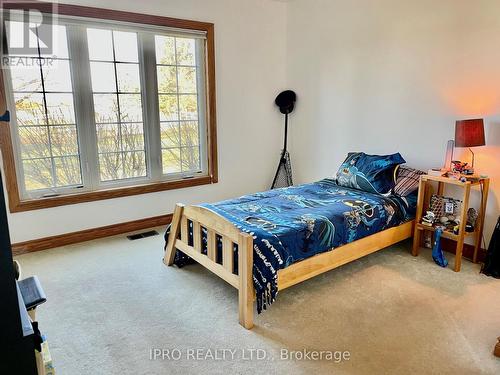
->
{"left": 482, "top": 216, "right": 500, "bottom": 278}
{"left": 494, "top": 337, "right": 500, "bottom": 357}
{"left": 272, "top": 90, "right": 296, "bottom": 189}
{"left": 18, "top": 276, "right": 47, "bottom": 311}
{"left": 127, "top": 230, "right": 159, "bottom": 240}
{"left": 13, "top": 260, "right": 21, "bottom": 280}
{"left": 164, "top": 224, "right": 194, "bottom": 267}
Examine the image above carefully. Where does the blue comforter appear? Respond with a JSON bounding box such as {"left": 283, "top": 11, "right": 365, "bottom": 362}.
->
{"left": 169, "top": 179, "right": 416, "bottom": 313}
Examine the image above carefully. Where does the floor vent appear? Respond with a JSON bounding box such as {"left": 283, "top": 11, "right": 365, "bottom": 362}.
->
{"left": 127, "top": 230, "right": 159, "bottom": 240}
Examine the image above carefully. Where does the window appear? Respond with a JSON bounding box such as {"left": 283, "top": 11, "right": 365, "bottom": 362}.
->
{"left": 87, "top": 28, "right": 147, "bottom": 182}
{"left": 155, "top": 35, "right": 203, "bottom": 175}
{"left": 0, "top": 4, "right": 217, "bottom": 212}
{"left": 8, "top": 24, "right": 83, "bottom": 191}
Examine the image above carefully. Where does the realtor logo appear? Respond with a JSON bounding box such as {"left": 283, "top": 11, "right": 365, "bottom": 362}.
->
{"left": 1, "top": 1, "right": 58, "bottom": 64}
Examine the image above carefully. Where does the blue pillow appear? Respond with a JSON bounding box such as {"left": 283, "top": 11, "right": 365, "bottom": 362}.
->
{"left": 336, "top": 152, "right": 405, "bottom": 194}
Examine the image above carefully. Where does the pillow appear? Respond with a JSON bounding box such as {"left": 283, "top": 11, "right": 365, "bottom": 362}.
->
{"left": 393, "top": 166, "right": 425, "bottom": 196}
{"left": 335, "top": 152, "right": 405, "bottom": 194}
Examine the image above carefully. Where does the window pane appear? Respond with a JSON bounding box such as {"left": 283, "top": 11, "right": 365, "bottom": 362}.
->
{"left": 162, "top": 148, "right": 181, "bottom": 174}
{"left": 113, "top": 31, "right": 138, "bottom": 62}
{"left": 160, "top": 122, "right": 180, "bottom": 148}
{"left": 18, "top": 127, "right": 50, "bottom": 159}
{"left": 7, "top": 21, "right": 82, "bottom": 194}
{"left": 45, "top": 93, "right": 76, "bottom": 124}
{"left": 96, "top": 123, "right": 120, "bottom": 153}
{"left": 121, "top": 123, "right": 145, "bottom": 151}
{"left": 90, "top": 62, "right": 116, "bottom": 92}
{"left": 179, "top": 95, "right": 198, "bottom": 120}
{"left": 49, "top": 126, "right": 79, "bottom": 156}
{"left": 123, "top": 151, "right": 146, "bottom": 178}
{"left": 157, "top": 66, "right": 177, "bottom": 93}
{"left": 5, "top": 21, "right": 38, "bottom": 56}
{"left": 155, "top": 36, "right": 176, "bottom": 65}
{"left": 180, "top": 121, "right": 199, "bottom": 146}
{"left": 54, "top": 156, "right": 82, "bottom": 186}
{"left": 42, "top": 60, "right": 73, "bottom": 92}
{"left": 181, "top": 147, "right": 200, "bottom": 172}
{"left": 22, "top": 158, "right": 53, "bottom": 190}
{"left": 48, "top": 25, "right": 69, "bottom": 59}
{"left": 88, "top": 27, "right": 146, "bottom": 183}
{"left": 176, "top": 38, "right": 196, "bottom": 66}
{"left": 118, "top": 94, "right": 142, "bottom": 122}
{"left": 178, "top": 67, "right": 197, "bottom": 93}
{"left": 10, "top": 65, "right": 42, "bottom": 92}
{"left": 158, "top": 94, "right": 178, "bottom": 121}
{"left": 93, "top": 94, "right": 119, "bottom": 123}
{"left": 87, "top": 28, "right": 113, "bottom": 61}
{"left": 14, "top": 93, "right": 46, "bottom": 125}
{"left": 88, "top": 28, "right": 145, "bottom": 181}
{"left": 155, "top": 35, "right": 204, "bottom": 177}
{"left": 116, "top": 63, "right": 140, "bottom": 93}
{"left": 99, "top": 153, "right": 122, "bottom": 181}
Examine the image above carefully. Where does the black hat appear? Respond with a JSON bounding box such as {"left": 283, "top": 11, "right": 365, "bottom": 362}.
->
{"left": 275, "top": 90, "right": 296, "bottom": 114}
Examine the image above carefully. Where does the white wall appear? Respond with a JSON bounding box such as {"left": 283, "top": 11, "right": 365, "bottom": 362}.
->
{"left": 4, "top": 0, "right": 499, "bottom": 245}
{"left": 2, "top": 0, "right": 288, "bottom": 243}
{"left": 286, "top": 0, "right": 500, "bottom": 243}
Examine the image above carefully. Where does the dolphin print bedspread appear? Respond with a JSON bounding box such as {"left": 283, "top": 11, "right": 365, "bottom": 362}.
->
{"left": 167, "top": 179, "right": 416, "bottom": 313}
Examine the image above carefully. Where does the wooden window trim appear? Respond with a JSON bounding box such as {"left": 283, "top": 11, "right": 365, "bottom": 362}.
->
{"left": 0, "top": 2, "right": 218, "bottom": 213}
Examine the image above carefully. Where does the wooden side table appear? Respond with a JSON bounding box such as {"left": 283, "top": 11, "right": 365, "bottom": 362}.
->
{"left": 412, "top": 174, "right": 489, "bottom": 272}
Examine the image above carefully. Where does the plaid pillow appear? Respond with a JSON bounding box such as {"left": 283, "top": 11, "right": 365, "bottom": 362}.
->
{"left": 393, "top": 166, "right": 425, "bottom": 196}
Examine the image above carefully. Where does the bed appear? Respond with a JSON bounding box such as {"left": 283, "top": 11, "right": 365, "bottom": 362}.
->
{"left": 163, "top": 153, "right": 420, "bottom": 329}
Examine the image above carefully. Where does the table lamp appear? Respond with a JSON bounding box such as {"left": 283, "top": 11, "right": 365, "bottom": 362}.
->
{"left": 454, "top": 118, "right": 485, "bottom": 174}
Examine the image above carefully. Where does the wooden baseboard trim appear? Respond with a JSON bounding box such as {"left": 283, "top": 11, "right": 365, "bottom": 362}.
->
{"left": 13, "top": 218, "right": 485, "bottom": 263}
{"left": 441, "top": 237, "right": 486, "bottom": 263}
{"left": 12, "top": 214, "right": 172, "bottom": 256}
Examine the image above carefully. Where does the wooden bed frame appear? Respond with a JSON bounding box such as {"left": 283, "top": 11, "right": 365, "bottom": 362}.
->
{"left": 164, "top": 203, "right": 414, "bottom": 329}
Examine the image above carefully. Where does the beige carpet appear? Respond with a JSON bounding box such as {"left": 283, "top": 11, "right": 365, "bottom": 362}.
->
{"left": 16, "top": 228, "right": 500, "bottom": 374}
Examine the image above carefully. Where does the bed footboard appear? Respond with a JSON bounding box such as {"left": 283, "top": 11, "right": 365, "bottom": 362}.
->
{"left": 164, "top": 203, "right": 415, "bottom": 330}
{"left": 164, "top": 204, "right": 254, "bottom": 329}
